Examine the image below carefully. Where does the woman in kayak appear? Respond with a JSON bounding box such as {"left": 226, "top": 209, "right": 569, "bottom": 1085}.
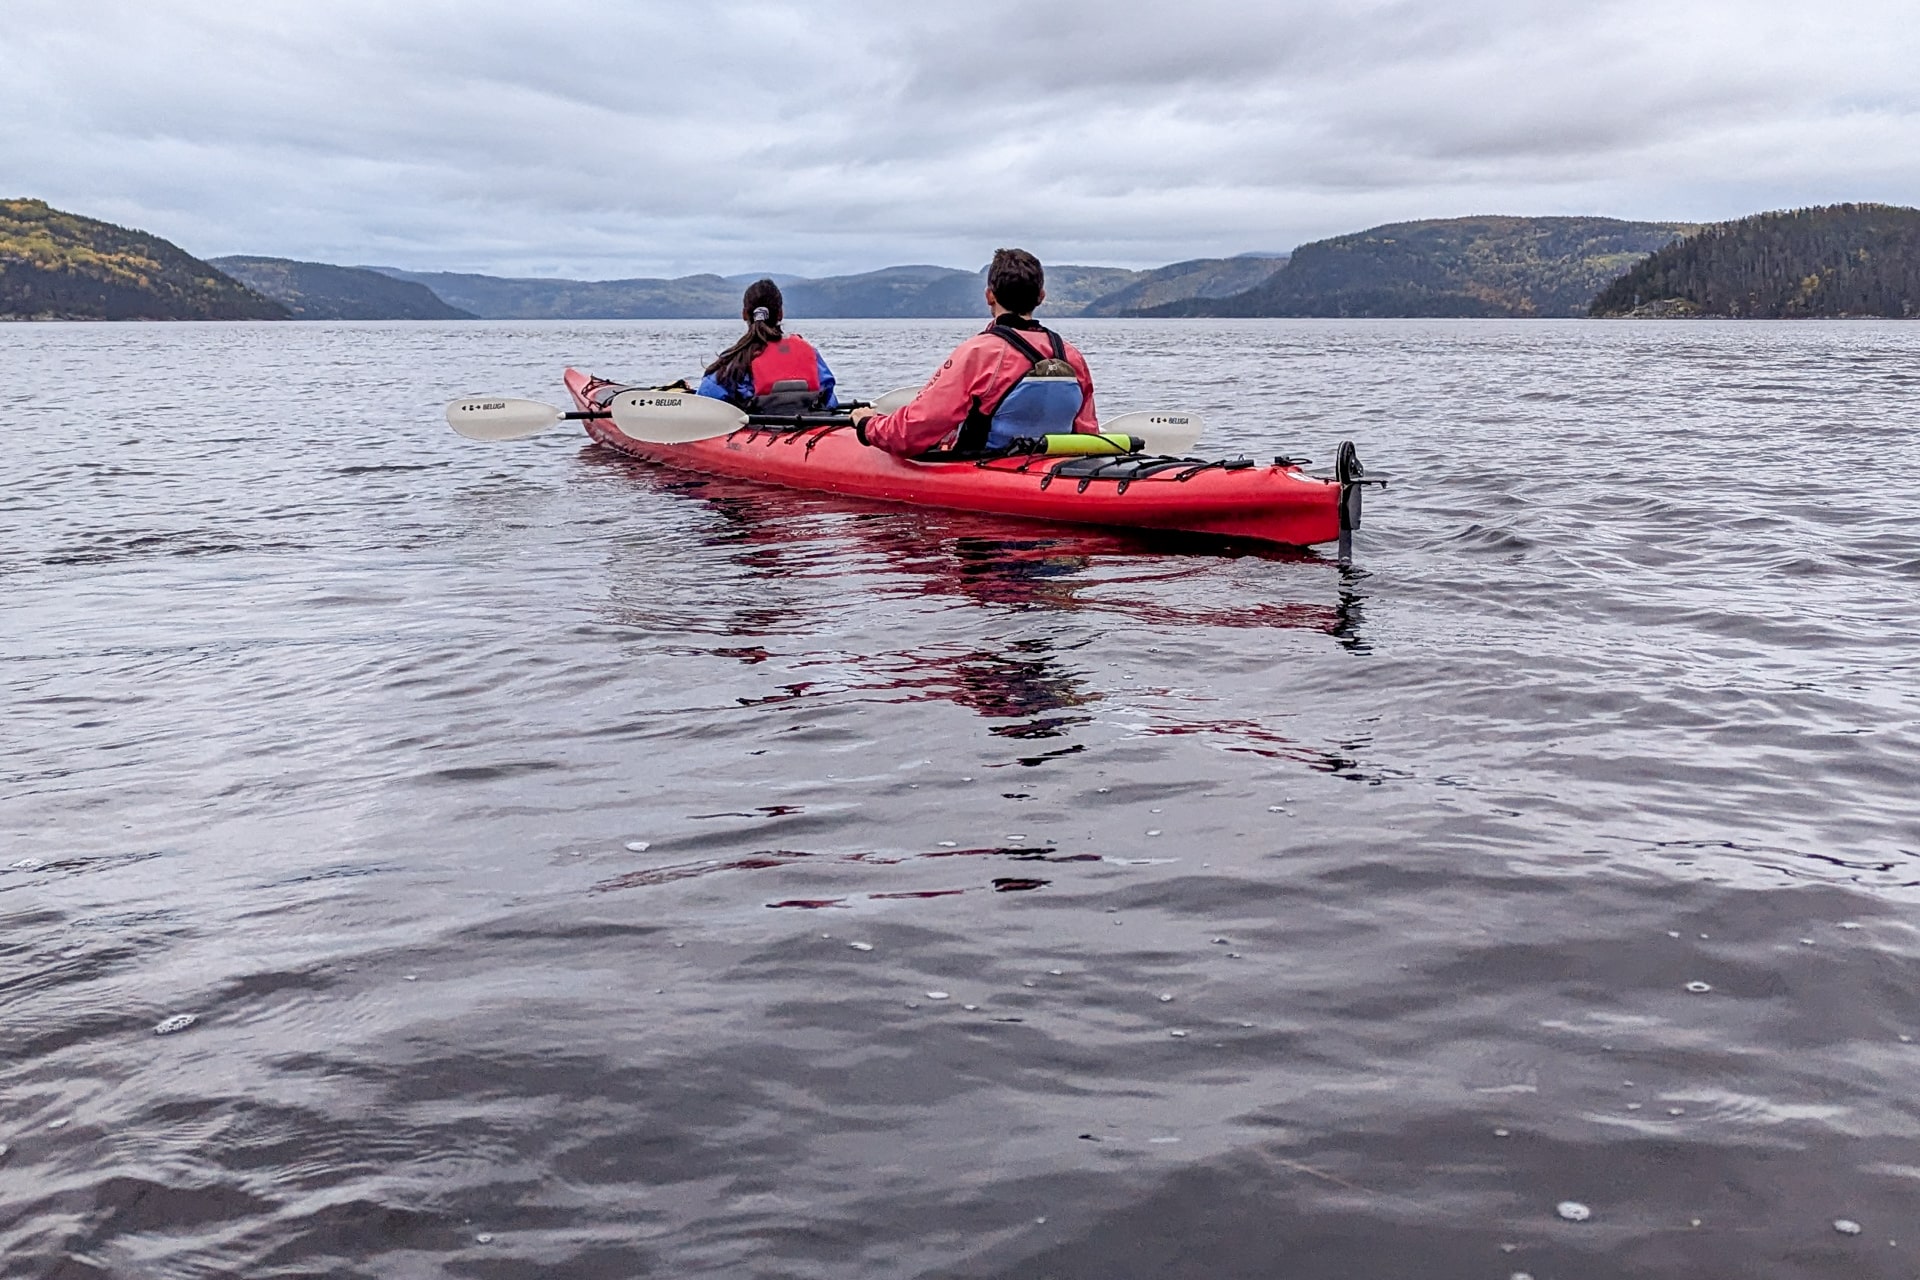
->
{"left": 697, "top": 278, "right": 838, "bottom": 414}
{"left": 848, "top": 248, "right": 1095, "bottom": 456}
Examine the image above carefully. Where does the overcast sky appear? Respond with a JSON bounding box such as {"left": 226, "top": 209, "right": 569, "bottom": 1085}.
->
{"left": 4, "top": 0, "right": 1917, "bottom": 279}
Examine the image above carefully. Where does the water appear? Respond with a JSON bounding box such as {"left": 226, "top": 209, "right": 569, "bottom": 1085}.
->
{"left": 4, "top": 318, "right": 1918, "bottom": 1279}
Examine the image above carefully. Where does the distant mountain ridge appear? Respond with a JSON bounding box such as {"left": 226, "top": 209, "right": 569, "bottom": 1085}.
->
{"left": 24, "top": 197, "right": 1912, "bottom": 324}
{"left": 1, "top": 198, "right": 287, "bottom": 320}
{"left": 367, "top": 263, "right": 1156, "bottom": 320}
{"left": 1080, "top": 256, "right": 1289, "bottom": 316}
{"left": 1590, "top": 204, "right": 1920, "bottom": 318}
{"left": 210, "top": 256, "right": 475, "bottom": 319}
{"left": 1144, "top": 217, "right": 1698, "bottom": 318}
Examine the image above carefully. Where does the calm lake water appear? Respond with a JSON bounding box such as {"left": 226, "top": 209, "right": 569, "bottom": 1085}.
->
{"left": 3, "top": 318, "right": 1918, "bottom": 1279}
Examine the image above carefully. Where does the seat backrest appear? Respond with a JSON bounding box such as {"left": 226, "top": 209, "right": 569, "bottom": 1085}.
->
{"left": 752, "top": 377, "right": 824, "bottom": 415}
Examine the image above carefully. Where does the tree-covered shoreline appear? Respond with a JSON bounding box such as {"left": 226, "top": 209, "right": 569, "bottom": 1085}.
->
{"left": 1591, "top": 204, "right": 1920, "bottom": 318}
{"left": 1, "top": 199, "right": 287, "bottom": 320}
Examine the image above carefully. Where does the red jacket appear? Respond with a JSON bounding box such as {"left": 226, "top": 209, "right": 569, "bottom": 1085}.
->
{"left": 863, "top": 319, "right": 1098, "bottom": 456}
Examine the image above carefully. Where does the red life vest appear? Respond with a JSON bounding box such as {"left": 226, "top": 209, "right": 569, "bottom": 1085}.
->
{"left": 749, "top": 337, "right": 821, "bottom": 399}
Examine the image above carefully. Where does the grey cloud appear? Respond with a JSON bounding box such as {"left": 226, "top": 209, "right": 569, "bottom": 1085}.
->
{"left": 3, "top": 0, "right": 1917, "bottom": 276}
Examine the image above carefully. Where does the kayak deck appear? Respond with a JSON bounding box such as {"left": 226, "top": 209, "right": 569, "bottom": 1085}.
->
{"left": 563, "top": 367, "right": 1344, "bottom": 547}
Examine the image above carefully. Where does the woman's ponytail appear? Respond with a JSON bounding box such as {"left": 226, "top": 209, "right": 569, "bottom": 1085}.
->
{"left": 706, "top": 279, "right": 786, "bottom": 390}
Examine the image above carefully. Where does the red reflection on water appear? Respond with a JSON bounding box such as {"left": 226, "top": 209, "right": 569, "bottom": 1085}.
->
{"left": 584, "top": 450, "right": 1371, "bottom": 755}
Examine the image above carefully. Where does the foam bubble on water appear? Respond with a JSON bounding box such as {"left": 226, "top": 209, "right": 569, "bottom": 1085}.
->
{"left": 1158, "top": 993, "right": 1174, "bottom": 1002}
{"left": 48, "top": 1117, "right": 69, "bottom": 1130}
{"left": 963, "top": 1004, "right": 978, "bottom": 1011}
{"left": 1839, "top": 922, "right": 1861, "bottom": 930}
{"left": 1147, "top": 830, "right": 1162, "bottom": 837}
{"left": 1512, "top": 1272, "right": 1535, "bottom": 1280}
{"left": 153, "top": 1014, "right": 197, "bottom": 1036}
{"left": 476, "top": 1233, "right": 494, "bottom": 1244}
{"left": 1667, "top": 1107, "right": 1685, "bottom": 1116}
{"left": 849, "top": 942, "right": 873, "bottom": 952}
{"left": 1557, "top": 1201, "right": 1591, "bottom": 1222}
{"left": 623, "top": 840, "right": 650, "bottom": 852}
{"left": 1626, "top": 1103, "right": 1642, "bottom": 1111}
{"left": 1048, "top": 969, "right": 1063, "bottom": 976}
{"left": 1150, "top": 808, "right": 1162, "bottom": 813}
{"left": 937, "top": 840, "right": 957, "bottom": 847}
{"left": 10, "top": 858, "right": 46, "bottom": 871}
{"left": 1169, "top": 1030, "right": 1188, "bottom": 1038}
{"left": 926, "top": 991, "right": 950, "bottom": 1000}
{"left": 1685, "top": 981, "right": 1713, "bottom": 993}
{"left": 1493, "top": 1128, "right": 1510, "bottom": 1138}
{"left": 1833, "top": 1219, "right": 1862, "bottom": 1235}
{"left": 1006, "top": 833, "right": 1027, "bottom": 841}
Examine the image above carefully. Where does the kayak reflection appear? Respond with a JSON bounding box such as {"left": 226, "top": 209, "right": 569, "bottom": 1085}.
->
{"left": 585, "top": 449, "right": 1367, "bottom": 734}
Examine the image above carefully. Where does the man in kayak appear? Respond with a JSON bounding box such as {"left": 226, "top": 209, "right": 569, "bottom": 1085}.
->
{"left": 848, "top": 248, "right": 1097, "bottom": 456}
{"left": 698, "top": 278, "right": 838, "bottom": 413}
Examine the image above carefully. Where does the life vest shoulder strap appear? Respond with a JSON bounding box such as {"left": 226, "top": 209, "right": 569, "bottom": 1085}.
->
{"left": 985, "top": 324, "right": 1065, "bottom": 366}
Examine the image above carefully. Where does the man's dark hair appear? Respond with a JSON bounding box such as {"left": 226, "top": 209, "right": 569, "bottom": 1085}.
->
{"left": 988, "top": 248, "right": 1044, "bottom": 316}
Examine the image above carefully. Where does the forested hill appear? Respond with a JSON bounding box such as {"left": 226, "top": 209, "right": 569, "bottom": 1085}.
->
{"left": 1141, "top": 217, "right": 1696, "bottom": 318}
{"left": 1590, "top": 204, "right": 1920, "bottom": 318}
{"left": 1, "top": 199, "right": 287, "bottom": 320}
{"left": 1079, "top": 255, "right": 1288, "bottom": 316}
{"left": 211, "top": 256, "right": 475, "bottom": 319}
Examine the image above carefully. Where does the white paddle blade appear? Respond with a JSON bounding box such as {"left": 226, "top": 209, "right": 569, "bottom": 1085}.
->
{"left": 446, "top": 396, "right": 564, "bottom": 441}
{"left": 870, "top": 386, "right": 919, "bottom": 414}
{"left": 1101, "top": 410, "right": 1203, "bottom": 456}
{"left": 607, "top": 390, "right": 748, "bottom": 443}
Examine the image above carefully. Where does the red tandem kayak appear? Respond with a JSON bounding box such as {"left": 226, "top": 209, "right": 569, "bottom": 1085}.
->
{"left": 564, "top": 367, "right": 1365, "bottom": 548}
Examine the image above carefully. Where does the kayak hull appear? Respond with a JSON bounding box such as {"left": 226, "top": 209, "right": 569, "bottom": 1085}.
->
{"left": 564, "top": 367, "right": 1343, "bottom": 547}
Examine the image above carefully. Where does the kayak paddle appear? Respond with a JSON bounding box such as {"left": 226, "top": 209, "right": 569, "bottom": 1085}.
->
{"left": 1099, "top": 410, "right": 1203, "bottom": 456}
{"left": 446, "top": 391, "right": 754, "bottom": 444}
{"left": 447, "top": 392, "right": 1204, "bottom": 455}
{"left": 445, "top": 396, "right": 595, "bottom": 441}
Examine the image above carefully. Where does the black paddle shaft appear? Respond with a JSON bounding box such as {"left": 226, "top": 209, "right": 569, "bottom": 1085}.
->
{"left": 741, "top": 413, "right": 856, "bottom": 428}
